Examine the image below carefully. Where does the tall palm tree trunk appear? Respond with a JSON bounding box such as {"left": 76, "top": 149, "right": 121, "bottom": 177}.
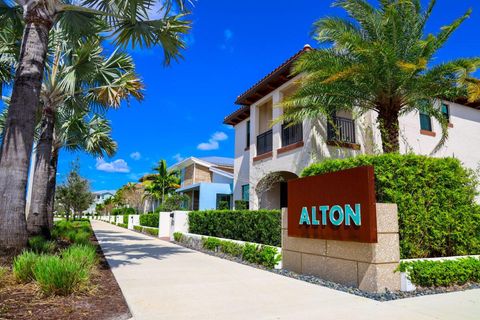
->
{"left": 27, "top": 107, "right": 55, "bottom": 237}
{"left": 46, "top": 145, "right": 60, "bottom": 230}
{"left": 0, "top": 12, "right": 53, "bottom": 251}
{"left": 378, "top": 108, "right": 401, "bottom": 153}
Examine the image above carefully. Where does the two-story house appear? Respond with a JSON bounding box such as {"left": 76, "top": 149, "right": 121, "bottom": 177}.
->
{"left": 168, "top": 156, "right": 234, "bottom": 210}
{"left": 225, "top": 46, "right": 480, "bottom": 210}
{"left": 85, "top": 190, "right": 115, "bottom": 215}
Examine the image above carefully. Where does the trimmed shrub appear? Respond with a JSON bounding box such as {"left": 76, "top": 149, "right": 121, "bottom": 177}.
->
{"left": 234, "top": 200, "right": 249, "bottom": 210}
{"left": 123, "top": 214, "right": 129, "bottom": 225}
{"left": 189, "top": 210, "right": 281, "bottom": 246}
{"left": 117, "top": 223, "right": 128, "bottom": 228}
{"left": 133, "top": 225, "right": 142, "bottom": 232}
{"left": 112, "top": 207, "right": 135, "bottom": 216}
{"left": 140, "top": 213, "right": 159, "bottom": 228}
{"left": 13, "top": 251, "right": 40, "bottom": 283}
{"left": 144, "top": 227, "right": 159, "bottom": 237}
{"left": 155, "top": 194, "right": 190, "bottom": 212}
{"left": 200, "top": 236, "right": 281, "bottom": 268}
{"left": 28, "top": 236, "right": 56, "bottom": 254}
{"left": 173, "top": 232, "right": 184, "bottom": 242}
{"left": 399, "top": 257, "right": 480, "bottom": 287}
{"left": 301, "top": 154, "right": 480, "bottom": 259}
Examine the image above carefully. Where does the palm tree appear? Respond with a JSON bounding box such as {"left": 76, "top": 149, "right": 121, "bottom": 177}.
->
{"left": 142, "top": 159, "right": 180, "bottom": 206}
{"left": 280, "top": 0, "right": 480, "bottom": 153}
{"left": 25, "top": 29, "right": 142, "bottom": 236}
{"left": 0, "top": 0, "right": 191, "bottom": 250}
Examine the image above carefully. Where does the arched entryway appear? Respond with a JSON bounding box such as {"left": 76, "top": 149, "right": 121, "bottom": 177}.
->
{"left": 255, "top": 171, "right": 298, "bottom": 209}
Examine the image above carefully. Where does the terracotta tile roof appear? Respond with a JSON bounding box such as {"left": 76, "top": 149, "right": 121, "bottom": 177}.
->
{"left": 224, "top": 45, "right": 312, "bottom": 126}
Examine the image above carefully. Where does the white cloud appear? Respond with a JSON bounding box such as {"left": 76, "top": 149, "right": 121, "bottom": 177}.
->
{"left": 173, "top": 153, "right": 184, "bottom": 162}
{"left": 212, "top": 131, "right": 228, "bottom": 141}
{"left": 130, "top": 152, "right": 141, "bottom": 160}
{"left": 197, "top": 131, "right": 228, "bottom": 151}
{"left": 96, "top": 158, "right": 130, "bottom": 173}
{"left": 220, "top": 28, "right": 234, "bottom": 52}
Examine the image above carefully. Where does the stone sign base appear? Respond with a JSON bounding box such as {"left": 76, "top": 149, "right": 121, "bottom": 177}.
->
{"left": 282, "top": 204, "right": 400, "bottom": 292}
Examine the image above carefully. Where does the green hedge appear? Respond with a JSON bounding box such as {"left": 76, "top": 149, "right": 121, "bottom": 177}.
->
{"left": 117, "top": 223, "right": 128, "bottom": 228}
{"left": 302, "top": 154, "right": 480, "bottom": 259}
{"left": 112, "top": 207, "right": 135, "bottom": 216}
{"left": 123, "top": 214, "right": 129, "bottom": 225}
{"left": 399, "top": 257, "right": 480, "bottom": 287}
{"left": 140, "top": 213, "right": 159, "bottom": 228}
{"left": 188, "top": 210, "right": 281, "bottom": 246}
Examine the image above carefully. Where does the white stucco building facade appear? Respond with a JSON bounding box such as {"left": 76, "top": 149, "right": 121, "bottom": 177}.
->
{"left": 225, "top": 46, "right": 480, "bottom": 210}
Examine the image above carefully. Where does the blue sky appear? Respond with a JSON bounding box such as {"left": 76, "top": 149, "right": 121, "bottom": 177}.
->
{"left": 50, "top": 0, "right": 480, "bottom": 191}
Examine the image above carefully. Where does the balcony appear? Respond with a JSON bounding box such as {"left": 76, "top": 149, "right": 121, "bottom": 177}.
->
{"left": 281, "top": 123, "right": 303, "bottom": 147}
{"left": 327, "top": 116, "right": 359, "bottom": 149}
{"left": 256, "top": 129, "right": 273, "bottom": 156}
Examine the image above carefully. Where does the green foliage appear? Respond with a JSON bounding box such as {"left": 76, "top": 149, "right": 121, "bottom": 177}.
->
{"left": 144, "top": 227, "right": 159, "bottom": 237}
{"left": 280, "top": 0, "right": 480, "bottom": 153}
{"left": 133, "top": 225, "right": 142, "bottom": 232}
{"left": 112, "top": 207, "right": 135, "bottom": 216}
{"left": 53, "top": 220, "right": 93, "bottom": 245}
{"left": 123, "top": 214, "right": 129, "bottom": 225}
{"left": 173, "top": 232, "right": 184, "bottom": 242}
{"left": 117, "top": 223, "right": 128, "bottom": 228}
{"left": 302, "top": 154, "right": 480, "bottom": 259}
{"left": 155, "top": 193, "right": 189, "bottom": 212}
{"left": 189, "top": 210, "right": 281, "bottom": 247}
{"left": 200, "top": 237, "right": 281, "bottom": 268}
{"left": 140, "top": 213, "right": 160, "bottom": 228}
{"left": 33, "top": 252, "right": 93, "bottom": 296}
{"left": 62, "top": 244, "right": 97, "bottom": 270}
{"left": 234, "top": 200, "right": 249, "bottom": 210}
{"left": 13, "top": 251, "right": 40, "bottom": 283}
{"left": 400, "top": 257, "right": 480, "bottom": 287}
{"left": 28, "top": 236, "right": 56, "bottom": 254}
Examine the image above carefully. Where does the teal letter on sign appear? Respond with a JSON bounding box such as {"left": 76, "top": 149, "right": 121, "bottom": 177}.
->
{"left": 345, "top": 204, "right": 361, "bottom": 226}
{"left": 319, "top": 206, "right": 329, "bottom": 225}
{"left": 311, "top": 206, "right": 320, "bottom": 225}
{"left": 299, "top": 207, "right": 311, "bottom": 225}
{"left": 329, "top": 205, "right": 344, "bottom": 226}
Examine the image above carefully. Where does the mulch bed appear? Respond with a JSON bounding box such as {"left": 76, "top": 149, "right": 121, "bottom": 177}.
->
{"left": 0, "top": 234, "right": 131, "bottom": 320}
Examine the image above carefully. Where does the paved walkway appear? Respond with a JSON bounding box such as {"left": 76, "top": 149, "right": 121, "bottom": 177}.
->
{"left": 91, "top": 220, "right": 480, "bottom": 320}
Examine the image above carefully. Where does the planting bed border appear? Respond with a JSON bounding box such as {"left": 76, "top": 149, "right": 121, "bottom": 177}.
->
{"left": 173, "top": 232, "right": 480, "bottom": 302}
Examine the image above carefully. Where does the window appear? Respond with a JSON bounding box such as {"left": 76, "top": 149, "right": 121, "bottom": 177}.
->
{"left": 441, "top": 103, "right": 450, "bottom": 122}
{"left": 216, "top": 194, "right": 231, "bottom": 210}
{"left": 180, "top": 168, "right": 185, "bottom": 186}
{"left": 327, "top": 116, "right": 356, "bottom": 144}
{"left": 419, "top": 111, "right": 432, "bottom": 131}
{"left": 281, "top": 122, "right": 303, "bottom": 146}
{"left": 246, "top": 120, "right": 250, "bottom": 148}
{"left": 241, "top": 185, "right": 249, "bottom": 201}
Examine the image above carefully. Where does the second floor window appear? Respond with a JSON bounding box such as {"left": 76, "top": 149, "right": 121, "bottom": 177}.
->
{"left": 419, "top": 111, "right": 432, "bottom": 131}
{"left": 256, "top": 129, "right": 273, "bottom": 155}
{"left": 441, "top": 103, "right": 450, "bottom": 122}
{"left": 281, "top": 122, "right": 303, "bottom": 147}
{"left": 327, "top": 116, "right": 356, "bottom": 144}
{"left": 246, "top": 120, "right": 250, "bottom": 148}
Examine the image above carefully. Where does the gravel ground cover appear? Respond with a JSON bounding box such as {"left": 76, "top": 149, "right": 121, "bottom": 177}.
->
{"left": 174, "top": 239, "right": 480, "bottom": 301}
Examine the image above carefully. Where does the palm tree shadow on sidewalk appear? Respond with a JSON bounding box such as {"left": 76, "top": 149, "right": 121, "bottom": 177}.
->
{"left": 93, "top": 229, "right": 191, "bottom": 269}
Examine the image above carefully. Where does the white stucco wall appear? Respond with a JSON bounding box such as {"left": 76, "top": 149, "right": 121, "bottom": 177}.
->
{"left": 233, "top": 77, "right": 480, "bottom": 210}
{"left": 233, "top": 118, "right": 251, "bottom": 205}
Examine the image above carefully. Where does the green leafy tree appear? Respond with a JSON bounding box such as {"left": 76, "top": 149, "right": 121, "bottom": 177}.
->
{"left": 142, "top": 159, "right": 180, "bottom": 205}
{"left": 0, "top": 0, "right": 192, "bottom": 250}
{"left": 280, "top": 0, "right": 480, "bottom": 154}
{"left": 55, "top": 161, "right": 93, "bottom": 221}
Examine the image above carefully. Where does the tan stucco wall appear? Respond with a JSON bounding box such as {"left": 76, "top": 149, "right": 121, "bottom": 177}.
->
{"left": 282, "top": 204, "right": 401, "bottom": 292}
{"left": 194, "top": 164, "right": 212, "bottom": 183}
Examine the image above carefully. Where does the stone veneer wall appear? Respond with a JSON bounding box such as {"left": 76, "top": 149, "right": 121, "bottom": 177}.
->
{"left": 282, "top": 204, "right": 400, "bottom": 292}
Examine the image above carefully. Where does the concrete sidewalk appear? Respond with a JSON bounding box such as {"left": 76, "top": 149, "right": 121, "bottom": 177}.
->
{"left": 91, "top": 220, "right": 480, "bottom": 320}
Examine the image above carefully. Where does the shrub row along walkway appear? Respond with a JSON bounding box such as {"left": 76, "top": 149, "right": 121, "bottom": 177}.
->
{"left": 91, "top": 221, "right": 480, "bottom": 320}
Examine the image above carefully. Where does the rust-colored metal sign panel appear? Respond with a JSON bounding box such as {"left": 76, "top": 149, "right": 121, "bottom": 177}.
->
{"left": 288, "top": 166, "right": 377, "bottom": 243}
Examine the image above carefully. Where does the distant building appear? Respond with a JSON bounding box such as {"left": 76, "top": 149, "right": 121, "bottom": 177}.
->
{"left": 168, "top": 157, "right": 234, "bottom": 211}
{"left": 85, "top": 190, "right": 115, "bottom": 215}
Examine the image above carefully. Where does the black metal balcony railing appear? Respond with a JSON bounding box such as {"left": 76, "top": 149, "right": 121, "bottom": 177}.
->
{"left": 281, "top": 123, "right": 303, "bottom": 147}
{"left": 327, "top": 116, "right": 356, "bottom": 144}
{"left": 256, "top": 129, "right": 273, "bottom": 155}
